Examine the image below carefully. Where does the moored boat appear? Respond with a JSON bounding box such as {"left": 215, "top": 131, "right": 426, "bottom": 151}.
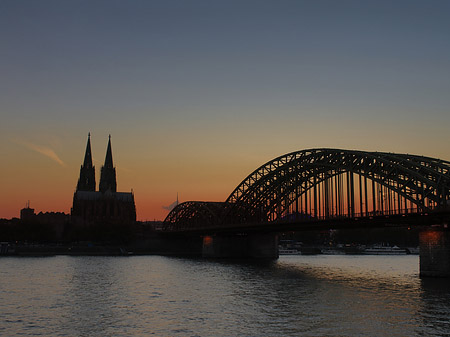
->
{"left": 279, "top": 248, "right": 301, "bottom": 255}
{"left": 363, "top": 245, "right": 407, "bottom": 255}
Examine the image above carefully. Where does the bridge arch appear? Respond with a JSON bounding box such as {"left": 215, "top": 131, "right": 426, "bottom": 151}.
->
{"left": 163, "top": 201, "right": 227, "bottom": 232}
{"left": 226, "top": 149, "right": 450, "bottom": 222}
{"left": 164, "top": 148, "right": 450, "bottom": 231}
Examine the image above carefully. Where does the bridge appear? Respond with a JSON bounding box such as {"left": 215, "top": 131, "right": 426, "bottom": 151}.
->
{"left": 162, "top": 148, "right": 450, "bottom": 276}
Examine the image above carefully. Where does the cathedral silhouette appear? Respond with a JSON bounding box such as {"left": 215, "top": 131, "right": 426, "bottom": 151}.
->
{"left": 71, "top": 134, "right": 136, "bottom": 226}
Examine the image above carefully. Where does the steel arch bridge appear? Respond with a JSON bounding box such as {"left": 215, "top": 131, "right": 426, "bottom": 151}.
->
{"left": 163, "top": 149, "right": 450, "bottom": 232}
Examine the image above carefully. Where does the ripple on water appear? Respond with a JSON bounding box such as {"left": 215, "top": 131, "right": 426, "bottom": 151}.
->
{"left": 0, "top": 255, "right": 449, "bottom": 336}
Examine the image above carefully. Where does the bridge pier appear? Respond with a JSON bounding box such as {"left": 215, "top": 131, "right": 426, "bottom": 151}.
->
{"left": 419, "top": 228, "right": 450, "bottom": 277}
{"left": 202, "top": 233, "right": 278, "bottom": 258}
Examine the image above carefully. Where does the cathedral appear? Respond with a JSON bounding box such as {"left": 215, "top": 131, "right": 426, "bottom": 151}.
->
{"left": 71, "top": 134, "right": 136, "bottom": 226}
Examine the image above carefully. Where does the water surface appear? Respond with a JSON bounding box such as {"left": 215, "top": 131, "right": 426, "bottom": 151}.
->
{"left": 1, "top": 255, "right": 449, "bottom": 336}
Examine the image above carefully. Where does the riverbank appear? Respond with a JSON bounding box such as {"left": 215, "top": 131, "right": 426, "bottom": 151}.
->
{"left": 0, "top": 240, "right": 203, "bottom": 257}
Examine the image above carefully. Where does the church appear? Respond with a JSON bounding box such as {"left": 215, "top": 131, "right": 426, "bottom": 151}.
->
{"left": 71, "top": 134, "right": 136, "bottom": 226}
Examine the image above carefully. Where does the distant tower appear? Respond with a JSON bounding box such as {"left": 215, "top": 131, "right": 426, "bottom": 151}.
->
{"left": 99, "top": 135, "right": 117, "bottom": 193}
{"left": 20, "top": 200, "right": 35, "bottom": 221}
{"left": 76, "top": 133, "right": 96, "bottom": 191}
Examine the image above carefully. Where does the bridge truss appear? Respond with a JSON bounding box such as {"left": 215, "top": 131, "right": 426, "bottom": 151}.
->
{"left": 163, "top": 149, "right": 450, "bottom": 232}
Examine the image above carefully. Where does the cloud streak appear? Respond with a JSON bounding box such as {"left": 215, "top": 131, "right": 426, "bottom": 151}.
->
{"left": 15, "top": 140, "right": 66, "bottom": 167}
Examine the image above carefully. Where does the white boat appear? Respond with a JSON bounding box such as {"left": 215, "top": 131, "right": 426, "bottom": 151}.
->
{"left": 363, "top": 245, "right": 407, "bottom": 255}
{"left": 321, "top": 249, "right": 345, "bottom": 255}
{"left": 279, "top": 248, "right": 301, "bottom": 255}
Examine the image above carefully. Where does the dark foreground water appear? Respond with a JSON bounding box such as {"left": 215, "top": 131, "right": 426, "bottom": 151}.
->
{"left": 1, "top": 255, "right": 450, "bottom": 336}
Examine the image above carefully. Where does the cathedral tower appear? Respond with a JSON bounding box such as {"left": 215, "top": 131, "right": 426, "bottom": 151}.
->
{"left": 99, "top": 135, "right": 117, "bottom": 193}
{"left": 72, "top": 134, "right": 136, "bottom": 227}
{"left": 76, "top": 133, "right": 96, "bottom": 191}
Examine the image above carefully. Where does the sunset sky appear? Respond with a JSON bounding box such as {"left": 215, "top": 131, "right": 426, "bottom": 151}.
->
{"left": 1, "top": 0, "right": 450, "bottom": 220}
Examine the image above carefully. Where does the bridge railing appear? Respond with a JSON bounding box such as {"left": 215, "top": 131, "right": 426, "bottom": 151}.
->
{"left": 274, "top": 206, "right": 445, "bottom": 224}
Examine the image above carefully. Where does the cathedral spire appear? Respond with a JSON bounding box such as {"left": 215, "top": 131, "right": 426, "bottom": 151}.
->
{"left": 76, "top": 133, "right": 96, "bottom": 191}
{"left": 99, "top": 135, "right": 117, "bottom": 193}
{"left": 104, "top": 135, "right": 113, "bottom": 168}
{"left": 83, "top": 132, "right": 93, "bottom": 168}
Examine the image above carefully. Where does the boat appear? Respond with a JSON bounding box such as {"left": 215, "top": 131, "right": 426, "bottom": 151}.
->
{"left": 363, "top": 245, "right": 407, "bottom": 255}
{"left": 279, "top": 248, "right": 301, "bottom": 255}
{"left": 321, "top": 248, "right": 345, "bottom": 255}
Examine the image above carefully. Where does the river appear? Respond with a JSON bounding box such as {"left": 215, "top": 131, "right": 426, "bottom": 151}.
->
{"left": 1, "top": 255, "right": 449, "bottom": 336}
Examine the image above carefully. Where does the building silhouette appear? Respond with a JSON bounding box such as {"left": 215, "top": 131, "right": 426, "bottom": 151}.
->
{"left": 20, "top": 201, "right": 35, "bottom": 222}
{"left": 76, "top": 133, "right": 95, "bottom": 192}
{"left": 71, "top": 134, "right": 136, "bottom": 226}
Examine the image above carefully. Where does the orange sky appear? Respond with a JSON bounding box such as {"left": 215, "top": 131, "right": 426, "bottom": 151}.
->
{"left": 2, "top": 124, "right": 450, "bottom": 221}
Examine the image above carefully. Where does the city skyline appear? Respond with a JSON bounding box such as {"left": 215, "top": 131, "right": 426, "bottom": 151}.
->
{"left": 1, "top": 0, "right": 450, "bottom": 220}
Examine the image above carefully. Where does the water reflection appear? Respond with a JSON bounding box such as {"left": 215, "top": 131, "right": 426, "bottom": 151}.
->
{"left": 1, "top": 255, "right": 450, "bottom": 336}
{"left": 62, "top": 257, "right": 124, "bottom": 336}
{"left": 204, "top": 256, "right": 424, "bottom": 336}
{"left": 417, "top": 278, "right": 450, "bottom": 336}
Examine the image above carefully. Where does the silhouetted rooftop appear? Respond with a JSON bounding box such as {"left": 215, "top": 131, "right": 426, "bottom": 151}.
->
{"left": 75, "top": 191, "right": 134, "bottom": 202}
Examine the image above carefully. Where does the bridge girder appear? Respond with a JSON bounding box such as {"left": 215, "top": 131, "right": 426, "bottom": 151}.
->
{"left": 163, "top": 201, "right": 227, "bottom": 232}
{"left": 163, "top": 148, "right": 450, "bottom": 231}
